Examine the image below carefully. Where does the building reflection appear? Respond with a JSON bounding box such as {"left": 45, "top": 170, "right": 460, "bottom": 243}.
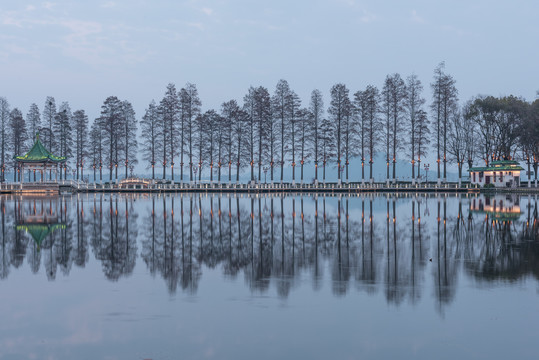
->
{"left": 0, "top": 192, "right": 537, "bottom": 314}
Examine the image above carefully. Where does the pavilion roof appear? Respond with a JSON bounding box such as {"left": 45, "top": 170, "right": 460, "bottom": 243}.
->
{"left": 14, "top": 134, "right": 66, "bottom": 163}
{"left": 16, "top": 223, "right": 66, "bottom": 249}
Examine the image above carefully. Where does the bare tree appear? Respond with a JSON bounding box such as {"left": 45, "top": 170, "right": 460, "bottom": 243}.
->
{"left": 98, "top": 96, "right": 123, "bottom": 182}
{"left": 0, "top": 97, "right": 10, "bottom": 182}
{"left": 180, "top": 83, "right": 202, "bottom": 183}
{"left": 121, "top": 100, "right": 138, "bottom": 179}
{"left": 415, "top": 109, "right": 430, "bottom": 182}
{"left": 319, "top": 116, "right": 335, "bottom": 183}
{"left": 221, "top": 100, "right": 241, "bottom": 183}
{"left": 447, "top": 109, "right": 467, "bottom": 186}
{"left": 140, "top": 100, "right": 160, "bottom": 179}
{"left": 309, "top": 89, "right": 324, "bottom": 184}
{"left": 54, "top": 103, "right": 72, "bottom": 179}
{"left": 194, "top": 113, "right": 206, "bottom": 182}
{"left": 42, "top": 97, "right": 56, "bottom": 155}
{"left": 328, "top": 84, "right": 351, "bottom": 184}
{"left": 288, "top": 91, "right": 301, "bottom": 184}
{"left": 202, "top": 110, "right": 221, "bottom": 183}
{"left": 405, "top": 74, "right": 425, "bottom": 185}
{"left": 272, "top": 80, "right": 292, "bottom": 183}
{"left": 254, "top": 87, "right": 271, "bottom": 183}
{"left": 26, "top": 103, "right": 41, "bottom": 140}
{"left": 243, "top": 87, "right": 257, "bottom": 183}
{"left": 362, "top": 85, "right": 381, "bottom": 183}
{"left": 215, "top": 110, "right": 228, "bottom": 183}
{"left": 9, "top": 108, "right": 27, "bottom": 181}
{"left": 297, "top": 108, "right": 312, "bottom": 184}
{"left": 431, "top": 62, "right": 458, "bottom": 184}
{"left": 89, "top": 120, "right": 103, "bottom": 182}
{"left": 160, "top": 84, "right": 180, "bottom": 181}
{"left": 72, "top": 109, "right": 89, "bottom": 180}
{"left": 382, "top": 74, "right": 407, "bottom": 184}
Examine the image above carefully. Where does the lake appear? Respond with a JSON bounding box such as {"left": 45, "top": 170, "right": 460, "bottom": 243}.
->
{"left": 0, "top": 192, "right": 538, "bottom": 360}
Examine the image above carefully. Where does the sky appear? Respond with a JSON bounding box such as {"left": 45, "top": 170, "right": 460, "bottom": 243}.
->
{"left": 0, "top": 0, "right": 538, "bottom": 177}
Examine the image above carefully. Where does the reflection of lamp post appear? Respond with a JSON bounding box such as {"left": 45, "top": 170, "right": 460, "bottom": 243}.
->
{"left": 424, "top": 163, "right": 430, "bottom": 184}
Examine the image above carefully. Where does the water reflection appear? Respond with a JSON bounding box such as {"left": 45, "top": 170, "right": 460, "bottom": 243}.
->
{"left": 1, "top": 193, "right": 537, "bottom": 312}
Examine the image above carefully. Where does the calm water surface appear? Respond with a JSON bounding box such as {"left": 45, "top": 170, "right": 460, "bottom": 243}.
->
{"left": 0, "top": 193, "right": 538, "bottom": 360}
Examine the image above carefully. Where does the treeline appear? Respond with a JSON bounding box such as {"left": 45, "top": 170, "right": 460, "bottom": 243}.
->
{"left": 1, "top": 62, "right": 538, "bottom": 184}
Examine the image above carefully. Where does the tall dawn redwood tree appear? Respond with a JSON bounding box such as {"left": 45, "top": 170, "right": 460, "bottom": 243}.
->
{"left": 41, "top": 97, "right": 56, "bottom": 179}
{"left": 328, "top": 83, "right": 350, "bottom": 184}
{"left": 89, "top": 120, "right": 103, "bottom": 182}
{"left": 243, "top": 87, "right": 257, "bottom": 183}
{"left": 9, "top": 108, "right": 27, "bottom": 181}
{"left": 159, "top": 83, "right": 180, "bottom": 181}
{"left": 99, "top": 96, "right": 123, "bottom": 182}
{"left": 288, "top": 90, "right": 301, "bottom": 184}
{"left": 309, "top": 89, "right": 324, "bottom": 184}
{"left": 447, "top": 108, "right": 468, "bottom": 186}
{"left": 141, "top": 100, "right": 159, "bottom": 179}
{"left": 26, "top": 103, "right": 41, "bottom": 140}
{"left": 363, "top": 85, "right": 381, "bottom": 183}
{"left": 297, "top": 107, "right": 312, "bottom": 184}
{"left": 431, "top": 62, "right": 458, "bottom": 184}
{"left": 0, "top": 97, "right": 10, "bottom": 182}
{"left": 180, "top": 83, "right": 202, "bottom": 183}
{"left": 272, "top": 79, "right": 292, "bottom": 183}
{"left": 405, "top": 74, "right": 426, "bottom": 185}
{"left": 121, "top": 100, "right": 138, "bottom": 179}
{"left": 221, "top": 100, "right": 240, "bottom": 182}
{"left": 253, "top": 86, "right": 271, "bottom": 183}
{"left": 72, "top": 109, "right": 89, "bottom": 180}
{"left": 54, "top": 103, "right": 73, "bottom": 179}
{"left": 415, "top": 109, "right": 430, "bottom": 182}
{"left": 319, "top": 116, "right": 335, "bottom": 183}
{"left": 382, "top": 74, "right": 406, "bottom": 184}
{"left": 354, "top": 89, "right": 368, "bottom": 184}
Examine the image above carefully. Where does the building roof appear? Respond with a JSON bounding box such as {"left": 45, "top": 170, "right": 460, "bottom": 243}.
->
{"left": 469, "top": 160, "right": 524, "bottom": 172}
{"left": 14, "top": 134, "right": 66, "bottom": 163}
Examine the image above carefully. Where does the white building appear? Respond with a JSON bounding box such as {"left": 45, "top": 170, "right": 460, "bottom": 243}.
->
{"left": 468, "top": 160, "right": 523, "bottom": 188}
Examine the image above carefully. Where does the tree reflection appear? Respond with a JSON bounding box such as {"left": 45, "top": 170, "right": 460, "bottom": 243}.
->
{"left": 135, "top": 192, "right": 538, "bottom": 312}
{"left": 92, "top": 196, "right": 137, "bottom": 281}
{"left": 0, "top": 192, "right": 536, "bottom": 315}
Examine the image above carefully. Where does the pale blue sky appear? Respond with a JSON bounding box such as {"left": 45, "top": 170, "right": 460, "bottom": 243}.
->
{"left": 1, "top": 0, "right": 538, "bottom": 123}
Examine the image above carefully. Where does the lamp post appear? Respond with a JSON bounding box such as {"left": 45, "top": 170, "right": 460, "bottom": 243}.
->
{"left": 424, "top": 163, "right": 430, "bottom": 185}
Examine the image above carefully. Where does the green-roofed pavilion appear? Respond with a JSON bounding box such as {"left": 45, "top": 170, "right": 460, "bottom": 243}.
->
{"left": 14, "top": 134, "right": 66, "bottom": 183}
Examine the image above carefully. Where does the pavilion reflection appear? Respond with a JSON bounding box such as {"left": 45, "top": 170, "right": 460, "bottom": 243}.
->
{"left": 14, "top": 196, "right": 68, "bottom": 279}
{"left": 0, "top": 193, "right": 537, "bottom": 314}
